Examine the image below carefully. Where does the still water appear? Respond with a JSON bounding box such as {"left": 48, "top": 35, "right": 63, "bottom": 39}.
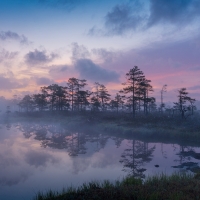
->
{"left": 1, "top": 122, "right": 200, "bottom": 200}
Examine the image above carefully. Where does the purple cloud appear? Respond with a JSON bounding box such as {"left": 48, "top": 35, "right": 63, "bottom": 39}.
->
{"left": 0, "top": 75, "right": 28, "bottom": 90}
{"left": 0, "top": 31, "right": 30, "bottom": 45}
{"left": 25, "top": 49, "right": 58, "bottom": 66}
{"left": 35, "top": 77, "right": 54, "bottom": 86}
{"left": 90, "top": 0, "right": 200, "bottom": 36}
{"left": 0, "top": 49, "right": 18, "bottom": 63}
{"left": 75, "top": 59, "right": 120, "bottom": 83}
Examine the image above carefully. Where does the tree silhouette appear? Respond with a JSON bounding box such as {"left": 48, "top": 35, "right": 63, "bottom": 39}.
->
{"left": 137, "top": 78, "right": 153, "bottom": 115}
{"left": 160, "top": 84, "right": 167, "bottom": 113}
{"left": 114, "top": 93, "right": 125, "bottom": 113}
{"left": 18, "top": 95, "right": 34, "bottom": 112}
{"left": 187, "top": 97, "right": 196, "bottom": 115}
{"left": 98, "top": 84, "right": 111, "bottom": 111}
{"left": 16, "top": 67, "right": 198, "bottom": 119}
{"left": 32, "top": 93, "right": 47, "bottom": 111}
{"left": 66, "top": 78, "right": 87, "bottom": 111}
{"left": 66, "top": 78, "right": 78, "bottom": 112}
{"left": 41, "top": 84, "right": 69, "bottom": 111}
{"left": 173, "top": 88, "right": 196, "bottom": 119}
{"left": 91, "top": 82, "right": 110, "bottom": 111}
{"left": 122, "top": 66, "right": 145, "bottom": 118}
{"left": 75, "top": 79, "right": 87, "bottom": 111}
{"left": 41, "top": 85, "right": 56, "bottom": 111}
{"left": 75, "top": 90, "right": 91, "bottom": 111}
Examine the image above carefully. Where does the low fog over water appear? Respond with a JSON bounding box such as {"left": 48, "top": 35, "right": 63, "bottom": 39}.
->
{"left": 1, "top": 121, "right": 200, "bottom": 200}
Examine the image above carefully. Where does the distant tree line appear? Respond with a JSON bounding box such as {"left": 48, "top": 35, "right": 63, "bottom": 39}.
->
{"left": 15, "top": 66, "right": 196, "bottom": 119}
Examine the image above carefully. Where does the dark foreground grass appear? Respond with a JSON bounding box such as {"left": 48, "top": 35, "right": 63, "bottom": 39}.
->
{"left": 33, "top": 173, "right": 200, "bottom": 200}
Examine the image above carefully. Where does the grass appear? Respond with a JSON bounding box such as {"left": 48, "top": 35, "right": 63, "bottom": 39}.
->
{"left": 33, "top": 173, "right": 200, "bottom": 200}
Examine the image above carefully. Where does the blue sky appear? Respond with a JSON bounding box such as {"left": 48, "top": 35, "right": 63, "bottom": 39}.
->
{"left": 0, "top": 0, "right": 200, "bottom": 103}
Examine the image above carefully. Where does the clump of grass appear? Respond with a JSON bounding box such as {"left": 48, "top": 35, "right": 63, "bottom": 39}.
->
{"left": 33, "top": 173, "right": 200, "bottom": 200}
{"left": 142, "top": 172, "right": 199, "bottom": 200}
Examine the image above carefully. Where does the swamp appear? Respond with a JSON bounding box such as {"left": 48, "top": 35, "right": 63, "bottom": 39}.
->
{"left": 1, "top": 111, "right": 200, "bottom": 200}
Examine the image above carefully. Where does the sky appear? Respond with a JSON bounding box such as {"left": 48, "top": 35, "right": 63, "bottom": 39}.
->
{"left": 0, "top": 0, "right": 200, "bottom": 105}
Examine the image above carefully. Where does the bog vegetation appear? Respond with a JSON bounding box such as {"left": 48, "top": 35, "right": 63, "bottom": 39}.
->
{"left": 33, "top": 173, "right": 200, "bottom": 200}
{"left": 11, "top": 66, "right": 196, "bottom": 119}
{"left": 4, "top": 67, "right": 199, "bottom": 200}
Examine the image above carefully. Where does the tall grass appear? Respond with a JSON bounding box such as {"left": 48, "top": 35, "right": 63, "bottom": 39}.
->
{"left": 33, "top": 173, "right": 200, "bottom": 200}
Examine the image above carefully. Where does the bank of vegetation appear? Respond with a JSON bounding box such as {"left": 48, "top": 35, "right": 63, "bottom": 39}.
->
{"left": 5, "top": 66, "right": 199, "bottom": 140}
{"left": 9, "top": 66, "right": 196, "bottom": 120}
{"left": 6, "top": 109, "right": 200, "bottom": 143}
{"left": 5, "top": 67, "right": 199, "bottom": 199}
{"left": 33, "top": 173, "right": 200, "bottom": 200}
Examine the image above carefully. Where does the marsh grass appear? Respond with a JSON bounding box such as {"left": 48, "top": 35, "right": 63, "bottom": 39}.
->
{"left": 33, "top": 173, "right": 200, "bottom": 200}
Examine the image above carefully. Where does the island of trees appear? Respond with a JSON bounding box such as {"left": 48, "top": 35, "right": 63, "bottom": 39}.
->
{"left": 13, "top": 66, "right": 195, "bottom": 119}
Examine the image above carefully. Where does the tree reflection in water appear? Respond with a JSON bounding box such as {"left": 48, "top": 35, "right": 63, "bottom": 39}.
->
{"left": 112, "top": 137, "right": 123, "bottom": 148}
{"left": 19, "top": 123, "right": 109, "bottom": 157}
{"left": 18, "top": 124, "right": 36, "bottom": 139}
{"left": 120, "top": 140, "right": 155, "bottom": 178}
{"left": 19, "top": 123, "right": 157, "bottom": 177}
{"left": 4, "top": 116, "right": 11, "bottom": 130}
{"left": 173, "top": 145, "right": 200, "bottom": 173}
{"left": 8, "top": 123, "right": 200, "bottom": 178}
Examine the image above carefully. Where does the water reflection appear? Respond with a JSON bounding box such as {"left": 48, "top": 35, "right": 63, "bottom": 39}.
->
{"left": 19, "top": 123, "right": 200, "bottom": 176}
{"left": 17, "top": 123, "right": 200, "bottom": 177}
{"left": 1, "top": 122, "right": 200, "bottom": 200}
{"left": 21, "top": 125, "right": 158, "bottom": 178}
{"left": 4, "top": 116, "right": 11, "bottom": 130}
{"left": 20, "top": 123, "right": 110, "bottom": 157}
{"left": 172, "top": 145, "right": 200, "bottom": 173}
{"left": 120, "top": 140, "right": 155, "bottom": 178}
{"left": 113, "top": 137, "right": 123, "bottom": 148}
{"left": 161, "top": 143, "right": 168, "bottom": 159}
{"left": 25, "top": 150, "right": 59, "bottom": 168}
{"left": 19, "top": 123, "right": 157, "bottom": 178}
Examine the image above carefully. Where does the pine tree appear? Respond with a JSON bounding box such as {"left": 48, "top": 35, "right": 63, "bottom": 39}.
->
{"left": 122, "top": 66, "right": 145, "bottom": 117}
{"left": 173, "top": 88, "right": 195, "bottom": 119}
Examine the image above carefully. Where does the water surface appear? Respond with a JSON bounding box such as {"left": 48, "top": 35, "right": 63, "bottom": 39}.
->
{"left": 1, "top": 122, "right": 200, "bottom": 200}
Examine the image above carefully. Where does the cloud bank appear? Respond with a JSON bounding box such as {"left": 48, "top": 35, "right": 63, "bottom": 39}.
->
{"left": 0, "top": 74, "right": 28, "bottom": 90}
{"left": 75, "top": 59, "right": 119, "bottom": 83}
{"left": 0, "top": 31, "right": 30, "bottom": 45}
{"left": 90, "top": 0, "right": 200, "bottom": 36}
{"left": 148, "top": 0, "right": 200, "bottom": 27}
{"left": 104, "top": 2, "right": 144, "bottom": 35}
{"left": 25, "top": 49, "right": 58, "bottom": 66}
{"left": 35, "top": 77, "right": 54, "bottom": 86}
{"left": 0, "top": 49, "right": 18, "bottom": 63}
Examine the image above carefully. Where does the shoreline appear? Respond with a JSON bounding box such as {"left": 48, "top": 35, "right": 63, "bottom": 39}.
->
{"left": 2, "top": 111, "right": 200, "bottom": 145}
